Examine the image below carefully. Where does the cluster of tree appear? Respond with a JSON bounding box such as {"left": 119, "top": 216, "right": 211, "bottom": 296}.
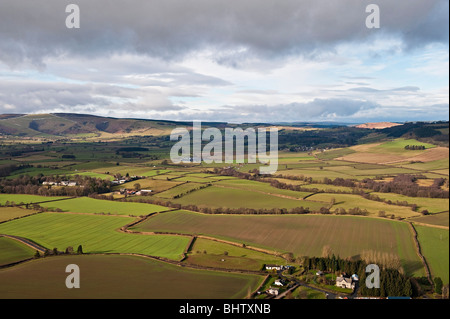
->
{"left": 404, "top": 145, "right": 426, "bottom": 150}
{"left": 34, "top": 245, "right": 83, "bottom": 258}
{"left": 277, "top": 126, "right": 371, "bottom": 149}
{"left": 360, "top": 192, "right": 416, "bottom": 211}
{"left": 0, "top": 201, "right": 61, "bottom": 212}
{"left": 361, "top": 175, "right": 449, "bottom": 198}
{"left": 0, "top": 164, "right": 32, "bottom": 178}
{"left": 172, "top": 184, "right": 212, "bottom": 199}
{"left": 61, "top": 154, "right": 76, "bottom": 159}
{"left": 300, "top": 254, "right": 413, "bottom": 297}
{"left": 0, "top": 174, "right": 112, "bottom": 196}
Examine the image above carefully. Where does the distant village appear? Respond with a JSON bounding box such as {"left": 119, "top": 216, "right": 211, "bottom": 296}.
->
{"left": 42, "top": 174, "right": 153, "bottom": 196}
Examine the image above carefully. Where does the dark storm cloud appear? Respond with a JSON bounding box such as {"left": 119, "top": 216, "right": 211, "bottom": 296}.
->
{"left": 0, "top": 0, "right": 447, "bottom": 67}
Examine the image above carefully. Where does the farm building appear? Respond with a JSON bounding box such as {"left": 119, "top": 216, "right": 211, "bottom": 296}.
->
{"left": 267, "top": 288, "right": 279, "bottom": 296}
{"left": 336, "top": 275, "right": 356, "bottom": 289}
{"left": 274, "top": 279, "right": 286, "bottom": 287}
{"left": 265, "top": 264, "right": 283, "bottom": 271}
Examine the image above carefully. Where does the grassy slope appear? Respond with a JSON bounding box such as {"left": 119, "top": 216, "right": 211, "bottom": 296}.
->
{"left": 168, "top": 186, "right": 325, "bottom": 210}
{"left": 39, "top": 197, "right": 169, "bottom": 215}
{"left": 0, "top": 213, "right": 189, "bottom": 260}
{"left": 186, "top": 238, "right": 286, "bottom": 271}
{"left": 415, "top": 225, "right": 449, "bottom": 284}
{"left": 0, "top": 194, "right": 69, "bottom": 205}
{"left": 0, "top": 237, "right": 36, "bottom": 265}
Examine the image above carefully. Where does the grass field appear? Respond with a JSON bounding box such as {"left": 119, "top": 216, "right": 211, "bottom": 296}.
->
{"left": 168, "top": 186, "right": 325, "bottom": 211}
{"left": 415, "top": 225, "right": 449, "bottom": 284}
{"left": 290, "top": 285, "right": 326, "bottom": 299}
{"left": 213, "top": 179, "right": 312, "bottom": 199}
{"left": 372, "top": 192, "right": 449, "bottom": 214}
{"left": 0, "top": 212, "right": 189, "bottom": 260}
{"left": 0, "top": 236, "right": 36, "bottom": 266}
{"left": 307, "top": 193, "right": 421, "bottom": 218}
{"left": 114, "top": 178, "right": 183, "bottom": 193}
{"left": 133, "top": 210, "right": 424, "bottom": 276}
{"left": 68, "top": 171, "right": 114, "bottom": 180}
{"left": 0, "top": 255, "right": 264, "bottom": 299}
{"left": 38, "top": 197, "right": 169, "bottom": 216}
{"left": 0, "top": 194, "right": 69, "bottom": 205}
{"left": 156, "top": 182, "right": 206, "bottom": 199}
{"left": 185, "top": 238, "right": 286, "bottom": 271}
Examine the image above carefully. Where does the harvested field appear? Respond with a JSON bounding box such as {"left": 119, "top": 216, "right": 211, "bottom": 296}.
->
{"left": 411, "top": 213, "right": 449, "bottom": 228}
{"left": 0, "top": 207, "right": 38, "bottom": 223}
{"left": 133, "top": 210, "right": 424, "bottom": 276}
{"left": 0, "top": 255, "right": 264, "bottom": 299}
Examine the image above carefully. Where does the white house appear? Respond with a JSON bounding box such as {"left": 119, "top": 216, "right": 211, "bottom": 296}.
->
{"left": 336, "top": 276, "right": 355, "bottom": 289}
{"left": 274, "top": 279, "right": 286, "bottom": 287}
{"left": 267, "top": 288, "right": 279, "bottom": 296}
{"left": 265, "top": 264, "right": 283, "bottom": 271}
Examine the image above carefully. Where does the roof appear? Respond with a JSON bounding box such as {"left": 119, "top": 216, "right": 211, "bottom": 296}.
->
{"left": 336, "top": 276, "right": 353, "bottom": 284}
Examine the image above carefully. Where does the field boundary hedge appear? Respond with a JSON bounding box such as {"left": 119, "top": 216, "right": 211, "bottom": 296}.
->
{"left": 407, "top": 222, "right": 433, "bottom": 286}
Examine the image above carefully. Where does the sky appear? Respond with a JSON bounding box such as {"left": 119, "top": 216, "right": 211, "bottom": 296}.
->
{"left": 0, "top": 0, "right": 448, "bottom": 123}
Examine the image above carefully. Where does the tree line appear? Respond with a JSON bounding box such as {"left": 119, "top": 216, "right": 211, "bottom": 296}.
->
{"left": 0, "top": 174, "right": 112, "bottom": 196}
{"left": 300, "top": 254, "right": 414, "bottom": 297}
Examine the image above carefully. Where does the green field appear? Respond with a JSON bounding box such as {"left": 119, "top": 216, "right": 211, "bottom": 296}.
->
{"left": 214, "top": 179, "right": 311, "bottom": 199}
{"left": 374, "top": 139, "right": 437, "bottom": 153}
{"left": 0, "top": 213, "right": 189, "bottom": 260}
{"left": 0, "top": 255, "right": 264, "bottom": 299}
{"left": 372, "top": 192, "right": 449, "bottom": 214}
{"left": 115, "top": 178, "right": 183, "bottom": 193}
{"left": 68, "top": 171, "right": 114, "bottom": 180}
{"left": 0, "top": 194, "right": 69, "bottom": 205}
{"left": 0, "top": 236, "right": 36, "bottom": 266}
{"left": 290, "top": 285, "right": 327, "bottom": 299}
{"left": 307, "top": 193, "right": 421, "bottom": 218}
{"left": 401, "top": 158, "right": 449, "bottom": 171}
{"left": 132, "top": 210, "right": 424, "bottom": 276}
{"left": 39, "top": 197, "right": 169, "bottom": 216}
{"left": 156, "top": 182, "right": 206, "bottom": 199}
{"left": 168, "top": 186, "right": 325, "bottom": 211}
{"left": 185, "top": 238, "right": 286, "bottom": 271}
{"left": 415, "top": 225, "right": 449, "bottom": 284}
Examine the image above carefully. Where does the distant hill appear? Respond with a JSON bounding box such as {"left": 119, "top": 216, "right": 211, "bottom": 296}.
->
{"left": 355, "top": 122, "right": 402, "bottom": 129}
{"left": 0, "top": 113, "right": 194, "bottom": 138}
{"left": 0, "top": 113, "right": 448, "bottom": 147}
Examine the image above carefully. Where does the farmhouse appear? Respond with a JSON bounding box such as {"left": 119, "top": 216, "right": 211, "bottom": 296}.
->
{"left": 137, "top": 189, "right": 152, "bottom": 196}
{"left": 265, "top": 264, "right": 283, "bottom": 271}
{"left": 267, "top": 288, "right": 279, "bottom": 296}
{"left": 274, "top": 279, "right": 286, "bottom": 287}
{"left": 336, "top": 274, "right": 356, "bottom": 290}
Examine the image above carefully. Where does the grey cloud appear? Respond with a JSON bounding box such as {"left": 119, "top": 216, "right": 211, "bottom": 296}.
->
{"left": 0, "top": 0, "right": 447, "bottom": 68}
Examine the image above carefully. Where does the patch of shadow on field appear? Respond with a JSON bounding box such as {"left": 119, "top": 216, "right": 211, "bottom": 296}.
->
{"left": 402, "top": 260, "right": 425, "bottom": 277}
